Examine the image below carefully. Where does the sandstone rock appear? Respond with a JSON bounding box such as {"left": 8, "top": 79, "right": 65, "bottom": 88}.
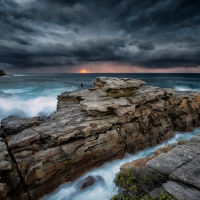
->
{"left": 154, "top": 145, "right": 174, "bottom": 157}
{"left": 0, "top": 138, "right": 12, "bottom": 171}
{"left": 1, "top": 116, "right": 43, "bottom": 136}
{"left": 139, "top": 134, "right": 200, "bottom": 199}
{"left": 93, "top": 77, "right": 145, "bottom": 96}
{"left": 169, "top": 155, "right": 200, "bottom": 190}
{"left": 120, "top": 145, "right": 174, "bottom": 171}
{"left": 163, "top": 181, "right": 200, "bottom": 200}
{"left": 1, "top": 77, "right": 200, "bottom": 200}
{"left": 146, "top": 153, "right": 185, "bottom": 176}
{"left": 120, "top": 157, "right": 151, "bottom": 170}
{"left": 0, "top": 138, "right": 21, "bottom": 199}
{"left": 146, "top": 143, "right": 198, "bottom": 176}
{"left": 0, "top": 183, "right": 8, "bottom": 199}
{"left": 147, "top": 186, "right": 175, "bottom": 200}
{"left": 8, "top": 129, "right": 40, "bottom": 148}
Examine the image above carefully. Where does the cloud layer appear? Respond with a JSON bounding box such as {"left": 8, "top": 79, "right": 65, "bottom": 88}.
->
{"left": 0, "top": 0, "right": 200, "bottom": 71}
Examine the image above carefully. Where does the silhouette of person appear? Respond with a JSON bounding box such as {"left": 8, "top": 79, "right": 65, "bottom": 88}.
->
{"left": 81, "top": 83, "right": 83, "bottom": 88}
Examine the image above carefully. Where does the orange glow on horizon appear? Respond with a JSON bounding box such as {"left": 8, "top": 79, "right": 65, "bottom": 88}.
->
{"left": 80, "top": 69, "right": 86, "bottom": 73}
{"left": 76, "top": 63, "right": 200, "bottom": 73}
{"left": 17, "top": 62, "right": 200, "bottom": 73}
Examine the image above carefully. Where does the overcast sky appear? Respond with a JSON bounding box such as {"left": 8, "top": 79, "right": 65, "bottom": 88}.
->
{"left": 0, "top": 0, "right": 200, "bottom": 73}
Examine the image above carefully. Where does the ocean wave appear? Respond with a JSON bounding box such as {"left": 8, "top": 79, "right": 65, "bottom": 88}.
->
{"left": 174, "top": 86, "right": 200, "bottom": 92}
{"left": 0, "top": 96, "right": 57, "bottom": 121}
{"left": 42, "top": 128, "right": 200, "bottom": 200}
{"left": 2, "top": 87, "right": 35, "bottom": 94}
{"left": 12, "top": 74, "right": 29, "bottom": 77}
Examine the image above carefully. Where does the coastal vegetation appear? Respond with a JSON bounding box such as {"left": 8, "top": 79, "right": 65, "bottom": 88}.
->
{"left": 111, "top": 168, "right": 171, "bottom": 200}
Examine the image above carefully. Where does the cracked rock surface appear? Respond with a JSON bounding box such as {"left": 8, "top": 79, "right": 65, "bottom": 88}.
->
{"left": 124, "top": 134, "right": 200, "bottom": 200}
{"left": 1, "top": 77, "right": 200, "bottom": 200}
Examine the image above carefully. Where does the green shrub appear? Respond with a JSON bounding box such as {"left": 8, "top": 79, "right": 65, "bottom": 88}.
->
{"left": 110, "top": 168, "right": 171, "bottom": 200}
{"left": 111, "top": 193, "right": 171, "bottom": 200}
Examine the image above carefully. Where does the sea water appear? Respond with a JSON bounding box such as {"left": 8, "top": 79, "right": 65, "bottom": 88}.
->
{"left": 42, "top": 128, "right": 200, "bottom": 200}
{"left": 1, "top": 73, "right": 200, "bottom": 121}
{"left": 1, "top": 73, "right": 200, "bottom": 199}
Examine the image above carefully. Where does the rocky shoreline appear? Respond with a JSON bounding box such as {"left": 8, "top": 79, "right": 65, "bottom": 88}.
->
{"left": 120, "top": 134, "right": 200, "bottom": 200}
{"left": 1, "top": 77, "right": 200, "bottom": 200}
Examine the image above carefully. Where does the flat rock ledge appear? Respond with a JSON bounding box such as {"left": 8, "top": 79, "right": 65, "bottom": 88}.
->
{"left": 121, "top": 135, "right": 200, "bottom": 200}
{"left": 1, "top": 77, "right": 200, "bottom": 200}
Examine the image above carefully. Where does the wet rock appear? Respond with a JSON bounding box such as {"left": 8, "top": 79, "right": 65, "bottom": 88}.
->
{"left": 147, "top": 186, "right": 175, "bottom": 200}
{"left": 0, "top": 77, "right": 200, "bottom": 199}
{"left": 163, "top": 181, "right": 200, "bottom": 200}
{"left": 137, "top": 134, "right": 200, "bottom": 200}
{"left": 169, "top": 155, "right": 200, "bottom": 190}
{"left": 1, "top": 116, "right": 43, "bottom": 136}
{"left": 8, "top": 129, "right": 40, "bottom": 148}
{"left": 0, "top": 138, "right": 20, "bottom": 199}
{"left": 120, "top": 157, "right": 151, "bottom": 170}
{"left": 75, "top": 175, "right": 104, "bottom": 190}
{"left": 120, "top": 145, "right": 174, "bottom": 171}
{"left": 146, "top": 145, "right": 197, "bottom": 176}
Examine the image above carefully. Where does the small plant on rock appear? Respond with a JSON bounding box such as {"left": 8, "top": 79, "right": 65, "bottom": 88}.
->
{"left": 110, "top": 168, "right": 171, "bottom": 200}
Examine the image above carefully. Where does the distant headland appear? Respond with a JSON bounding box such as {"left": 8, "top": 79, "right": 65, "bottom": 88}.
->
{"left": 0, "top": 69, "right": 6, "bottom": 76}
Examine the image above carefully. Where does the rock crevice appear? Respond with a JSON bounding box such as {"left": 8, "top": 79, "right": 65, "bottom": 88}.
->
{"left": 0, "top": 77, "right": 200, "bottom": 199}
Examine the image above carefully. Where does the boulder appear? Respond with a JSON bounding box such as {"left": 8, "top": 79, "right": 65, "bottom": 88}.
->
{"left": 1, "top": 116, "right": 43, "bottom": 136}
{"left": 75, "top": 175, "right": 104, "bottom": 190}
{"left": 93, "top": 77, "right": 145, "bottom": 96}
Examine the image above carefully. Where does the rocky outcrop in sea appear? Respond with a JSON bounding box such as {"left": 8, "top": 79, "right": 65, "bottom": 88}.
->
{"left": 1, "top": 77, "right": 200, "bottom": 200}
{"left": 0, "top": 69, "right": 6, "bottom": 76}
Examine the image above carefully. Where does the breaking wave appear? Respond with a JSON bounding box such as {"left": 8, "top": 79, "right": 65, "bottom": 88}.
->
{"left": 0, "top": 96, "right": 57, "bottom": 121}
{"left": 174, "top": 86, "right": 200, "bottom": 92}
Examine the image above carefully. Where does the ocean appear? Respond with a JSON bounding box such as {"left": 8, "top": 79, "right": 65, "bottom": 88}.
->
{"left": 1, "top": 73, "right": 200, "bottom": 121}
{"left": 1, "top": 73, "right": 200, "bottom": 200}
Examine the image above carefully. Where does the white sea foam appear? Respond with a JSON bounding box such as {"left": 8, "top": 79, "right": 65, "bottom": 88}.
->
{"left": 2, "top": 87, "right": 35, "bottom": 94}
{"left": 174, "top": 86, "right": 200, "bottom": 92}
{"left": 12, "top": 74, "right": 28, "bottom": 77}
{"left": 42, "top": 128, "right": 200, "bottom": 200}
{"left": 0, "top": 96, "right": 57, "bottom": 121}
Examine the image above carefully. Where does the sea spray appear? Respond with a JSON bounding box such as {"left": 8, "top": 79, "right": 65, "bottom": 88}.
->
{"left": 42, "top": 128, "right": 200, "bottom": 200}
{"left": 0, "top": 97, "right": 57, "bottom": 121}
{"left": 0, "top": 85, "right": 78, "bottom": 121}
{"left": 174, "top": 86, "right": 200, "bottom": 93}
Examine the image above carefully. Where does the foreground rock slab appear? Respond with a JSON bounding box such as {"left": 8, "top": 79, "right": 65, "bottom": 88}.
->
{"left": 124, "top": 134, "right": 200, "bottom": 200}
{"left": 1, "top": 77, "right": 200, "bottom": 200}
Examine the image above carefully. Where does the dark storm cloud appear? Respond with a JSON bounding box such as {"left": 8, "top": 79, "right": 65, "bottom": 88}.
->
{"left": 137, "top": 42, "right": 155, "bottom": 50}
{"left": 0, "top": 0, "right": 200, "bottom": 70}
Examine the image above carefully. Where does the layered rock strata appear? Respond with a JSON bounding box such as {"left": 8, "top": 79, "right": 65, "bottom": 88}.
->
{"left": 1, "top": 77, "right": 200, "bottom": 200}
{"left": 123, "top": 134, "right": 200, "bottom": 200}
